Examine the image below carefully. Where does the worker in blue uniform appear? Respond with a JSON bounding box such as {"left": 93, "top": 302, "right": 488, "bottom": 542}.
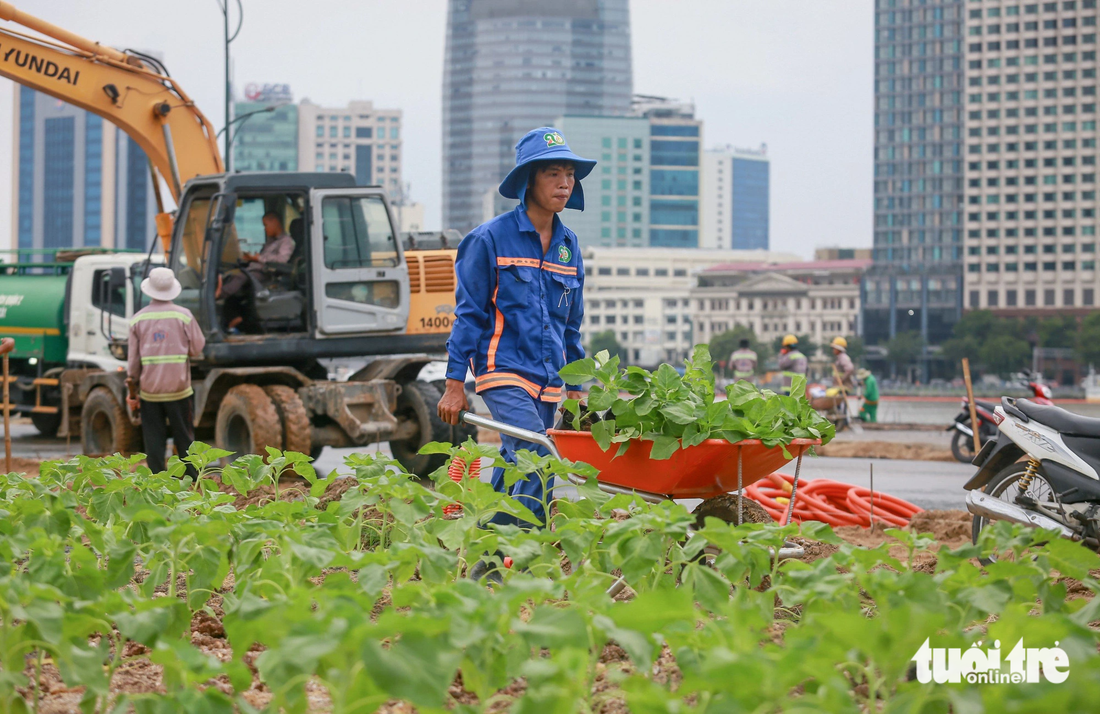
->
{"left": 438, "top": 127, "right": 594, "bottom": 531}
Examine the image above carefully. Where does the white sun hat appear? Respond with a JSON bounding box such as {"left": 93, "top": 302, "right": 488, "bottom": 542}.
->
{"left": 140, "top": 267, "right": 182, "bottom": 301}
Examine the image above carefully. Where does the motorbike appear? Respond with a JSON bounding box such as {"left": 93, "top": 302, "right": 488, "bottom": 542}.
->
{"left": 965, "top": 396, "right": 1100, "bottom": 561}
{"left": 947, "top": 371, "right": 1053, "bottom": 463}
{"left": 807, "top": 383, "right": 852, "bottom": 433}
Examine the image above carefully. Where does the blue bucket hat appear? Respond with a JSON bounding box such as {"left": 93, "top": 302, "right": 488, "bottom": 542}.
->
{"left": 498, "top": 127, "right": 597, "bottom": 211}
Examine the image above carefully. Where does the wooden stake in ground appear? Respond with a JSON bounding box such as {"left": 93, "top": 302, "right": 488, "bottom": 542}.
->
{"left": 962, "top": 357, "right": 980, "bottom": 457}
{"left": 1, "top": 337, "right": 14, "bottom": 474}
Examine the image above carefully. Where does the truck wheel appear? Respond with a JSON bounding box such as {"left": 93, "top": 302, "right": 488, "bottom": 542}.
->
{"left": 391, "top": 380, "right": 452, "bottom": 478}
{"left": 82, "top": 388, "right": 139, "bottom": 457}
{"left": 215, "top": 384, "right": 283, "bottom": 461}
{"left": 263, "top": 385, "right": 313, "bottom": 456}
{"left": 31, "top": 412, "right": 62, "bottom": 438}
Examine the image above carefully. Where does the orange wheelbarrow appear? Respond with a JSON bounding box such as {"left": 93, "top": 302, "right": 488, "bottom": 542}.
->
{"left": 460, "top": 411, "right": 819, "bottom": 566}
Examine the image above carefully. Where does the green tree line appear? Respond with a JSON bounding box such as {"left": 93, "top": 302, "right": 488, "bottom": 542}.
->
{"left": 886, "top": 311, "right": 1100, "bottom": 379}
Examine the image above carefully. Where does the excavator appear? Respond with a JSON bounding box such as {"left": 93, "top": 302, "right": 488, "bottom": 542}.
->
{"left": 0, "top": 2, "right": 470, "bottom": 475}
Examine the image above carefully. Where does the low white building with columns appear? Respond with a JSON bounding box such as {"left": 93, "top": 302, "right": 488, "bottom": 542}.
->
{"left": 579, "top": 247, "right": 799, "bottom": 367}
{"left": 690, "top": 258, "right": 871, "bottom": 360}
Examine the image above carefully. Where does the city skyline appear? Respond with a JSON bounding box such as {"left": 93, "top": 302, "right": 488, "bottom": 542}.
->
{"left": 12, "top": 86, "right": 157, "bottom": 253}
{"left": 442, "top": 0, "right": 634, "bottom": 235}
{"left": 0, "top": 0, "right": 873, "bottom": 257}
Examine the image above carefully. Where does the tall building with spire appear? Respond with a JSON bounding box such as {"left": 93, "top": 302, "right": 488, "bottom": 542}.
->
{"left": 442, "top": 0, "right": 634, "bottom": 235}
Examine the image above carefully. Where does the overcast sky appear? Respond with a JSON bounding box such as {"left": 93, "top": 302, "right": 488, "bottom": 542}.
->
{"left": 0, "top": 0, "right": 872, "bottom": 258}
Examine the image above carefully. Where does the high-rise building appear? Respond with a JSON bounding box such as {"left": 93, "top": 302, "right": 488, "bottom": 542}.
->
{"left": 11, "top": 86, "right": 157, "bottom": 253}
{"left": 233, "top": 83, "right": 298, "bottom": 172}
{"left": 703, "top": 145, "right": 770, "bottom": 251}
{"left": 442, "top": 0, "right": 634, "bottom": 235}
{"left": 555, "top": 100, "right": 703, "bottom": 248}
{"left": 962, "top": 0, "right": 1100, "bottom": 315}
{"left": 297, "top": 100, "right": 403, "bottom": 200}
{"left": 554, "top": 115, "right": 650, "bottom": 247}
{"left": 642, "top": 96, "right": 703, "bottom": 249}
{"left": 866, "top": 0, "right": 966, "bottom": 371}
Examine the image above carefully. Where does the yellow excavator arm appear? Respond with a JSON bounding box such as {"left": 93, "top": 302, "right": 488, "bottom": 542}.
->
{"left": 0, "top": 1, "right": 222, "bottom": 209}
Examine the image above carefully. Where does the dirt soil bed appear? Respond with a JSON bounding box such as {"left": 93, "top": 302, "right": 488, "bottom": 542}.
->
{"left": 2, "top": 457, "right": 46, "bottom": 477}
{"left": 816, "top": 440, "right": 954, "bottom": 462}
{"left": 10, "top": 493, "right": 1092, "bottom": 713}
{"left": 832, "top": 509, "right": 972, "bottom": 550}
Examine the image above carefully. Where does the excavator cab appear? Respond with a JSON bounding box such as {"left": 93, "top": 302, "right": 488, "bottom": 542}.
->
{"left": 167, "top": 173, "right": 413, "bottom": 356}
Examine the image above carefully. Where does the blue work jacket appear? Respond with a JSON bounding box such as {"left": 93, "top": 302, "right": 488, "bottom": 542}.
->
{"left": 446, "top": 206, "right": 585, "bottom": 402}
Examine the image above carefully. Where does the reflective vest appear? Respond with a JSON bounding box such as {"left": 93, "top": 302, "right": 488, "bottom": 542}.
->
{"left": 778, "top": 350, "right": 807, "bottom": 391}
{"left": 730, "top": 348, "right": 757, "bottom": 377}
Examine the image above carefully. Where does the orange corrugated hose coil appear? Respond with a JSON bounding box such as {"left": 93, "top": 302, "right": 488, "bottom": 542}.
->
{"left": 443, "top": 452, "right": 481, "bottom": 517}
{"left": 743, "top": 474, "right": 922, "bottom": 528}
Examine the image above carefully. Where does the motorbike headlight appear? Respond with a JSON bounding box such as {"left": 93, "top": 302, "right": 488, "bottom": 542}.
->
{"left": 1040, "top": 385, "right": 1052, "bottom": 399}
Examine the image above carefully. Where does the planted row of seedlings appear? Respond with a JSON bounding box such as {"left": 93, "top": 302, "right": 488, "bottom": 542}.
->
{"left": 0, "top": 355, "right": 1097, "bottom": 711}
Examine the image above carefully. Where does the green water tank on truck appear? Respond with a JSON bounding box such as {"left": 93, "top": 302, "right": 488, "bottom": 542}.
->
{"left": 0, "top": 252, "right": 148, "bottom": 436}
{"left": 0, "top": 273, "right": 68, "bottom": 436}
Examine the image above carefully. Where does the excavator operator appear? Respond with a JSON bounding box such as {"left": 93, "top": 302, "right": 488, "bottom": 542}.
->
{"left": 438, "top": 127, "right": 594, "bottom": 535}
{"left": 217, "top": 212, "right": 295, "bottom": 332}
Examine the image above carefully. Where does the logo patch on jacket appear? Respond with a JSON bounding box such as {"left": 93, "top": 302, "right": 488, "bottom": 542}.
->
{"left": 557, "top": 245, "right": 571, "bottom": 263}
{"left": 544, "top": 132, "right": 565, "bottom": 147}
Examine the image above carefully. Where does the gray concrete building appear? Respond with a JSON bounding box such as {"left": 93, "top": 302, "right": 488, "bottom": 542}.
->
{"left": 442, "top": 0, "right": 634, "bottom": 235}
{"left": 963, "top": 0, "right": 1100, "bottom": 315}
{"left": 297, "top": 100, "right": 403, "bottom": 200}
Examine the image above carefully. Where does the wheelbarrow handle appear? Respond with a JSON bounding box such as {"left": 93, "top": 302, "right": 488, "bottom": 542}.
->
{"left": 459, "top": 410, "right": 562, "bottom": 460}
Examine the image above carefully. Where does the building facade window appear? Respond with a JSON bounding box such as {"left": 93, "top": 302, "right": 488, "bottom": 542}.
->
{"left": 43, "top": 117, "right": 75, "bottom": 249}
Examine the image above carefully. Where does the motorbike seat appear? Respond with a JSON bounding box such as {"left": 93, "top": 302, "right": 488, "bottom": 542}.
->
{"left": 1016, "top": 398, "right": 1100, "bottom": 437}
{"left": 974, "top": 399, "right": 998, "bottom": 412}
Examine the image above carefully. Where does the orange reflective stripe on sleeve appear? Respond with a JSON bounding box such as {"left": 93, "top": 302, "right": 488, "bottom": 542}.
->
{"left": 496, "top": 257, "right": 541, "bottom": 268}
{"left": 541, "top": 263, "right": 577, "bottom": 276}
{"left": 487, "top": 282, "right": 504, "bottom": 371}
{"left": 475, "top": 372, "right": 542, "bottom": 398}
{"left": 540, "top": 385, "right": 563, "bottom": 403}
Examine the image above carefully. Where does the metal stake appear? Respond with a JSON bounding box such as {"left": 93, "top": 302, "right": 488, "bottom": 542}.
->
{"left": 785, "top": 449, "right": 804, "bottom": 526}
{"left": 737, "top": 447, "right": 743, "bottom": 526}
{"left": 869, "top": 463, "right": 875, "bottom": 528}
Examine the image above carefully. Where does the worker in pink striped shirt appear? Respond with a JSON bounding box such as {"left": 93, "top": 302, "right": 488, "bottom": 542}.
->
{"left": 127, "top": 267, "right": 205, "bottom": 474}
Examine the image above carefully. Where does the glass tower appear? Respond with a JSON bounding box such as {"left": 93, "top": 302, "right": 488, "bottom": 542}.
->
{"left": 649, "top": 120, "right": 702, "bottom": 248}
{"left": 866, "top": 0, "right": 966, "bottom": 375}
{"left": 232, "top": 101, "right": 299, "bottom": 172}
{"left": 555, "top": 115, "right": 650, "bottom": 246}
{"left": 731, "top": 153, "right": 770, "bottom": 250}
{"left": 14, "top": 87, "right": 157, "bottom": 254}
{"left": 442, "top": 0, "right": 634, "bottom": 235}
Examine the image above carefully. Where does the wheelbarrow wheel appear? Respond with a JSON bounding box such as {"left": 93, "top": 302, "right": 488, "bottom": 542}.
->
{"left": 692, "top": 493, "right": 773, "bottom": 528}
